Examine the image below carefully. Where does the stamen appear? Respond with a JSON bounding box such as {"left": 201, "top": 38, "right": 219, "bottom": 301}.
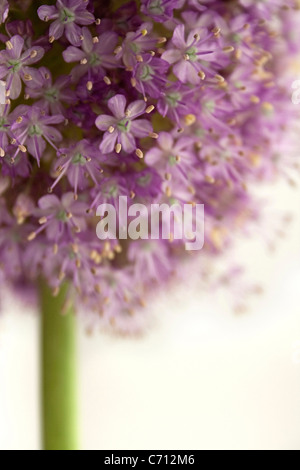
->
{"left": 114, "top": 46, "right": 122, "bottom": 55}
{"left": 184, "top": 114, "right": 196, "bottom": 126}
{"left": 212, "top": 27, "right": 221, "bottom": 37}
{"left": 223, "top": 46, "right": 235, "bottom": 53}
{"left": 250, "top": 95, "right": 260, "bottom": 104}
{"left": 27, "top": 232, "right": 36, "bottom": 241}
{"left": 165, "top": 186, "right": 172, "bottom": 197}
{"left": 149, "top": 132, "right": 158, "bottom": 139}
{"left": 136, "top": 148, "right": 144, "bottom": 159}
{"left": 115, "top": 143, "right": 122, "bottom": 153}
{"left": 18, "top": 144, "right": 27, "bottom": 153}
{"left": 205, "top": 175, "right": 215, "bottom": 184}
{"left": 108, "top": 126, "right": 115, "bottom": 133}
{"left": 86, "top": 81, "right": 93, "bottom": 91}
{"left": 214, "top": 74, "right": 225, "bottom": 83}
{"left": 103, "top": 76, "right": 111, "bottom": 85}
{"left": 146, "top": 105, "right": 155, "bottom": 113}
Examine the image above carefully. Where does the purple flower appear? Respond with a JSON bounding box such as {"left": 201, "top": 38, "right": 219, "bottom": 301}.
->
{"left": 38, "top": 0, "right": 95, "bottom": 46}
{"left": 0, "top": 0, "right": 299, "bottom": 331}
{"left": 120, "top": 23, "right": 157, "bottom": 68}
{"left": 157, "top": 83, "right": 196, "bottom": 127}
{"left": 0, "top": 35, "right": 44, "bottom": 99}
{"left": 95, "top": 94, "right": 153, "bottom": 154}
{"left": 0, "top": 143, "right": 31, "bottom": 179}
{"left": 29, "top": 193, "right": 88, "bottom": 242}
{"left": 162, "top": 24, "right": 222, "bottom": 84}
{"left": 132, "top": 54, "right": 170, "bottom": 99}
{"left": 11, "top": 106, "right": 65, "bottom": 165}
{"left": 50, "top": 140, "right": 103, "bottom": 198}
{"left": 145, "top": 132, "right": 196, "bottom": 183}
{"left": 63, "top": 27, "right": 118, "bottom": 85}
{"left": 88, "top": 174, "right": 131, "bottom": 215}
{"left": 25, "top": 67, "right": 77, "bottom": 115}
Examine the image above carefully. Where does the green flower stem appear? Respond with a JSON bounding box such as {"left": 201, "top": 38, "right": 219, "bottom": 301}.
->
{"left": 40, "top": 282, "right": 78, "bottom": 451}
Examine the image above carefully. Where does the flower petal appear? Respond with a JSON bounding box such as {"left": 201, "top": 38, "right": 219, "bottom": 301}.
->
{"left": 172, "top": 24, "right": 186, "bottom": 49}
{"left": 37, "top": 5, "right": 58, "bottom": 21}
{"left": 100, "top": 131, "right": 117, "bottom": 154}
{"left": 108, "top": 94, "right": 126, "bottom": 119}
{"left": 96, "top": 32, "right": 119, "bottom": 54}
{"left": 145, "top": 148, "right": 164, "bottom": 166}
{"left": 120, "top": 132, "right": 136, "bottom": 153}
{"left": 38, "top": 194, "right": 60, "bottom": 211}
{"left": 22, "top": 47, "right": 45, "bottom": 65}
{"left": 130, "top": 119, "right": 152, "bottom": 138}
{"left": 75, "top": 10, "right": 95, "bottom": 25}
{"left": 161, "top": 49, "right": 181, "bottom": 65}
{"left": 157, "top": 132, "right": 173, "bottom": 151}
{"left": 8, "top": 35, "right": 24, "bottom": 60}
{"left": 173, "top": 60, "right": 193, "bottom": 83}
{"left": 126, "top": 100, "right": 146, "bottom": 119}
{"left": 65, "top": 22, "right": 82, "bottom": 47}
{"left": 49, "top": 19, "right": 64, "bottom": 40}
{"left": 10, "top": 73, "right": 22, "bottom": 99}
{"left": 95, "top": 114, "right": 116, "bottom": 131}
{"left": 63, "top": 45, "right": 85, "bottom": 63}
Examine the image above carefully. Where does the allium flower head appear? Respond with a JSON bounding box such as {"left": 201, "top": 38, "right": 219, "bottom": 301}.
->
{"left": 0, "top": 0, "right": 299, "bottom": 333}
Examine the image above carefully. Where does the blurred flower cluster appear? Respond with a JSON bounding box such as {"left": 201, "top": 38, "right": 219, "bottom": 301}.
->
{"left": 0, "top": 0, "right": 299, "bottom": 332}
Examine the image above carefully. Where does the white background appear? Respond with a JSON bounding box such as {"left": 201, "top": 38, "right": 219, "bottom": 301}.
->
{"left": 0, "top": 181, "right": 300, "bottom": 450}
